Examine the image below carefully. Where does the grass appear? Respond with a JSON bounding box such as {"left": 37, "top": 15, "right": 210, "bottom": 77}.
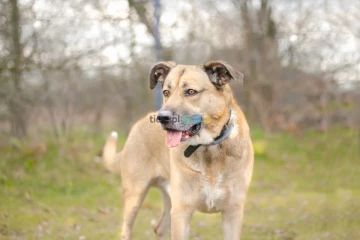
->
{"left": 0, "top": 127, "right": 359, "bottom": 239}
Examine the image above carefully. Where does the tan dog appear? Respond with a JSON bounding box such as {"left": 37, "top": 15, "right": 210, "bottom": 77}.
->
{"left": 103, "top": 61, "right": 254, "bottom": 240}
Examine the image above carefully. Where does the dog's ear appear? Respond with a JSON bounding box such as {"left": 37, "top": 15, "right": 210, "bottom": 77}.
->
{"left": 149, "top": 61, "right": 177, "bottom": 89}
{"left": 203, "top": 60, "right": 244, "bottom": 86}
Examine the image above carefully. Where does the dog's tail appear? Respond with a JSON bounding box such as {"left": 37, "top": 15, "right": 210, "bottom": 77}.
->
{"left": 102, "top": 131, "right": 121, "bottom": 173}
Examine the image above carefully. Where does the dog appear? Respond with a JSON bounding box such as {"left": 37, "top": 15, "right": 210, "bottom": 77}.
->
{"left": 103, "top": 60, "right": 254, "bottom": 240}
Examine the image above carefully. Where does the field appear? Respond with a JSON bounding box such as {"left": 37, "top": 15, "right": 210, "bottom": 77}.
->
{"left": 1, "top": 127, "right": 359, "bottom": 240}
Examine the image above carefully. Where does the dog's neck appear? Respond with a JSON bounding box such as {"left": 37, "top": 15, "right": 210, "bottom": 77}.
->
{"left": 184, "top": 108, "right": 234, "bottom": 158}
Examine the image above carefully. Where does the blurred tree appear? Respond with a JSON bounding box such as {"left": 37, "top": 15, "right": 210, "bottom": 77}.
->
{"left": 0, "top": 0, "right": 359, "bottom": 137}
{"left": 235, "top": 0, "right": 280, "bottom": 132}
{"left": 2, "top": 0, "right": 27, "bottom": 137}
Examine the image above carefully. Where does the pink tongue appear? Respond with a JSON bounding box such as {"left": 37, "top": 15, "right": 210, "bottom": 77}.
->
{"left": 166, "top": 130, "right": 182, "bottom": 148}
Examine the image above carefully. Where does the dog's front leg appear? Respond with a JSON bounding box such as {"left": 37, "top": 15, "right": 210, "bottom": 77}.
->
{"left": 170, "top": 205, "right": 193, "bottom": 240}
{"left": 222, "top": 206, "right": 244, "bottom": 240}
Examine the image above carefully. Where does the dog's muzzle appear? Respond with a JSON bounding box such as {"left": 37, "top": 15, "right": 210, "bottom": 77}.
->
{"left": 157, "top": 109, "right": 202, "bottom": 148}
{"left": 157, "top": 109, "right": 172, "bottom": 125}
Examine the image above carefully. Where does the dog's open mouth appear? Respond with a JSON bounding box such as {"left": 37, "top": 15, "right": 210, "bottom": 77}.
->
{"left": 166, "top": 123, "right": 201, "bottom": 148}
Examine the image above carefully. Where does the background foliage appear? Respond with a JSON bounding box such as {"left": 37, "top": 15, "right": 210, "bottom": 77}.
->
{"left": 0, "top": 0, "right": 359, "bottom": 239}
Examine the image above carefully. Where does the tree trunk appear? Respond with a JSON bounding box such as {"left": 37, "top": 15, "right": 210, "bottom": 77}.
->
{"left": 240, "top": 0, "right": 280, "bottom": 132}
{"left": 9, "top": 0, "right": 27, "bottom": 137}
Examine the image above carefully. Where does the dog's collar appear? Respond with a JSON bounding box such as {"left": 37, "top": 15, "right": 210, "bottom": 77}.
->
{"left": 184, "top": 108, "right": 234, "bottom": 158}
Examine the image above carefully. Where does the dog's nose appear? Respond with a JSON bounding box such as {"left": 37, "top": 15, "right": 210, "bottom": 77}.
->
{"left": 157, "top": 110, "right": 172, "bottom": 124}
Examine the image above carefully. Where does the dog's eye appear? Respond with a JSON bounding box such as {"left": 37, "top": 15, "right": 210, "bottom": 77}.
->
{"left": 185, "top": 89, "right": 198, "bottom": 96}
{"left": 163, "top": 90, "right": 170, "bottom": 97}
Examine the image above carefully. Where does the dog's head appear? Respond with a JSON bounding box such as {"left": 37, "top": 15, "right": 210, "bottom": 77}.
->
{"left": 150, "top": 60, "right": 243, "bottom": 148}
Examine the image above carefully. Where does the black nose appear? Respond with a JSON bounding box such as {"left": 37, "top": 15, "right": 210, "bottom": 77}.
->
{"left": 157, "top": 110, "right": 172, "bottom": 124}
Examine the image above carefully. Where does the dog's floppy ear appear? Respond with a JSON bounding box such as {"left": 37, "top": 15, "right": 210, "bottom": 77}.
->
{"left": 203, "top": 60, "right": 244, "bottom": 86}
{"left": 149, "top": 61, "right": 177, "bottom": 89}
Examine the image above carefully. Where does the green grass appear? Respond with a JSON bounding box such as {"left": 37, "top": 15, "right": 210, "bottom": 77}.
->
{"left": 0, "top": 127, "right": 359, "bottom": 239}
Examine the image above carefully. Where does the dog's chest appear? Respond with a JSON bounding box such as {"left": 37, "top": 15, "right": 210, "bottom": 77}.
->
{"left": 199, "top": 174, "right": 227, "bottom": 212}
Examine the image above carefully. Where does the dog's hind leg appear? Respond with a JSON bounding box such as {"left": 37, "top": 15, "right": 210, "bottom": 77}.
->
{"left": 120, "top": 184, "right": 149, "bottom": 240}
{"left": 154, "top": 185, "right": 171, "bottom": 240}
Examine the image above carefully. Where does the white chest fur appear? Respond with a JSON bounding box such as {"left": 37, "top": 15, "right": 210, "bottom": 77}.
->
{"left": 199, "top": 174, "right": 227, "bottom": 212}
